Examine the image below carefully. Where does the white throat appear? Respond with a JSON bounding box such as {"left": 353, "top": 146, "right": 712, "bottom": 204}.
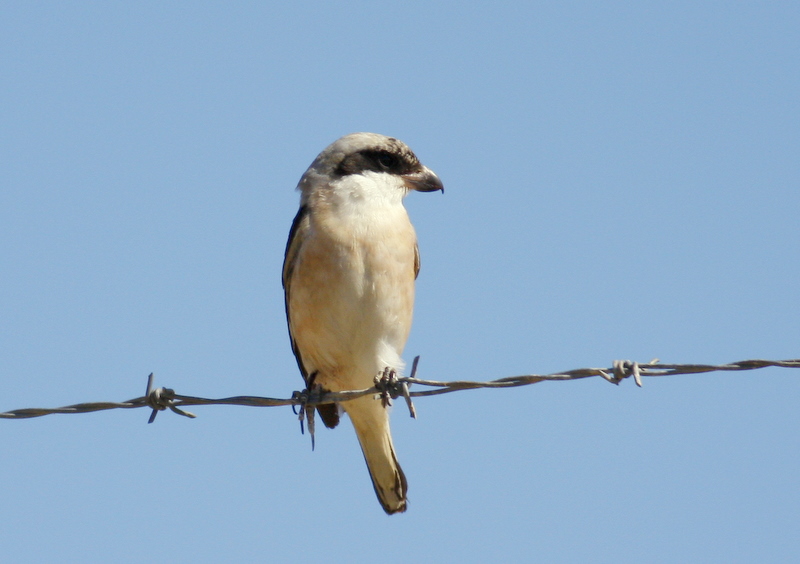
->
{"left": 329, "top": 171, "right": 407, "bottom": 212}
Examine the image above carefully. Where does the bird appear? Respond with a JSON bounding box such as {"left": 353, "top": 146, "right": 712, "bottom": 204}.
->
{"left": 282, "top": 132, "right": 442, "bottom": 514}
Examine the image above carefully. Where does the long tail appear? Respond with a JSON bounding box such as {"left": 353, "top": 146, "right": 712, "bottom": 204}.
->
{"left": 344, "top": 395, "right": 408, "bottom": 514}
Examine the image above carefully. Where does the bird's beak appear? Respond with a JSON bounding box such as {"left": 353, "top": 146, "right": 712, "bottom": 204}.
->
{"left": 403, "top": 166, "right": 444, "bottom": 194}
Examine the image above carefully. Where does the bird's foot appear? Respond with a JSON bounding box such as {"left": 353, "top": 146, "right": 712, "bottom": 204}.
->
{"left": 374, "top": 357, "right": 420, "bottom": 418}
{"left": 374, "top": 367, "right": 400, "bottom": 408}
{"left": 292, "top": 383, "right": 323, "bottom": 450}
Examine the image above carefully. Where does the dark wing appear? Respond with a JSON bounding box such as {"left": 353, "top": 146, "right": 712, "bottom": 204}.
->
{"left": 414, "top": 242, "right": 421, "bottom": 280}
{"left": 282, "top": 205, "right": 340, "bottom": 429}
{"left": 282, "top": 205, "right": 310, "bottom": 382}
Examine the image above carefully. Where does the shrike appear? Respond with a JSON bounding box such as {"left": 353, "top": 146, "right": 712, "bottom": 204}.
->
{"left": 283, "top": 132, "right": 442, "bottom": 514}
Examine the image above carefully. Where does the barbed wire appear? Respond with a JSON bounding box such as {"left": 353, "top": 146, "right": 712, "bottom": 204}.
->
{"left": 3, "top": 357, "right": 798, "bottom": 428}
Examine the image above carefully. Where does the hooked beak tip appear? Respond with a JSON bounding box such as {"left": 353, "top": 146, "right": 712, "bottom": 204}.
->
{"left": 404, "top": 166, "right": 444, "bottom": 194}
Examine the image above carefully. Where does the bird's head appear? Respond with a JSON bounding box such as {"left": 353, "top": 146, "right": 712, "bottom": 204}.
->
{"left": 298, "top": 133, "right": 443, "bottom": 202}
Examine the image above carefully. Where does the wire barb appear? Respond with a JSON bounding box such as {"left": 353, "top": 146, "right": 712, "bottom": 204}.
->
{"left": 403, "top": 356, "right": 420, "bottom": 419}
{"left": 146, "top": 373, "right": 196, "bottom": 423}
{"left": 611, "top": 360, "right": 643, "bottom": 387}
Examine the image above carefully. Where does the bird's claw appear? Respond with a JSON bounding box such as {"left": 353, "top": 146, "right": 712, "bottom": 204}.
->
{"left": 374, "top": 367, "right": 400, "bottom": 408}
{"left": 292, "top": 385, "right": 320, "bottom": 450}
{"left": 374, "top": 357, "right": 420, "bottom": 418}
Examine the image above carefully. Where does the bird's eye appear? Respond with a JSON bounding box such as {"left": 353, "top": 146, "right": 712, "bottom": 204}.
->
{"left": 376, "top": 153, "right": 397, "bottom": 169}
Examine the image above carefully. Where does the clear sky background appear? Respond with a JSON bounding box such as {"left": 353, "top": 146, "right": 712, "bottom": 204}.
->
{"left": 2, "top": 2, "right": 798, "bottom": 562}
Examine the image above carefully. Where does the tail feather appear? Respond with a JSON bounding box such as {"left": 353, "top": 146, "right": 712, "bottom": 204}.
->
{"left": 344, "top": 395, "right": 408, "bottom": 514}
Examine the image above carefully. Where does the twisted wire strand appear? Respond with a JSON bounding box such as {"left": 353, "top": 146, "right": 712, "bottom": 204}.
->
{"left": 2, "top": 358, "right": 798, "bottom": 421}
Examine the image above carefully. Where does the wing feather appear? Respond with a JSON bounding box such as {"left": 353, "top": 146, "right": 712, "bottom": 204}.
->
{"left": 282, "top": 205, "right": 340, "bottom": 428}
{"left": 282, "top": 205, "right": 311, "bottom": 383}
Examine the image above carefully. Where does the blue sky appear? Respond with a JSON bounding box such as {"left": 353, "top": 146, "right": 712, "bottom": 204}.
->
{"left": 2, "top": 2, "right": 798, "bottom": 562}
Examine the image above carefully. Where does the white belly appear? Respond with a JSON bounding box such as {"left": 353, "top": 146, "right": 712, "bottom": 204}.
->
{"left": 288, "top": 203, "right": 417, "bottom": 391}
